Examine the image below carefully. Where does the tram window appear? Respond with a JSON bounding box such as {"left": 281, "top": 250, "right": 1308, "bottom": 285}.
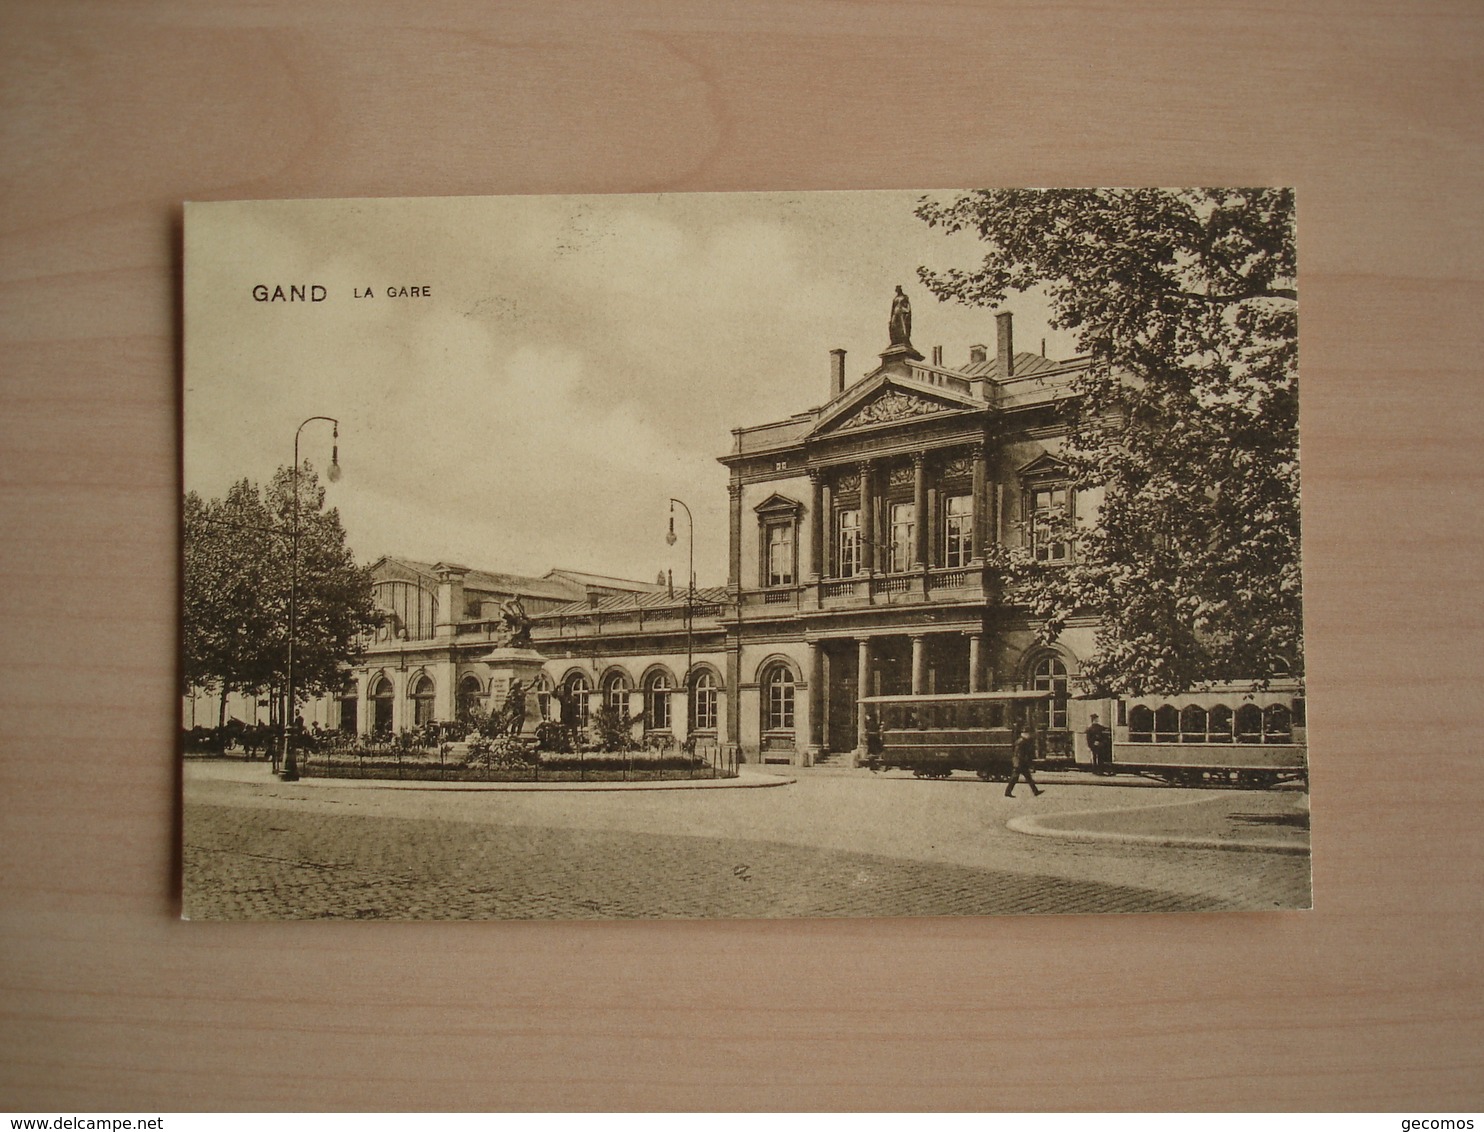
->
{"left": 1292, "top": 697, "right": 1306, "bottom": 727}
{"left": 1235, "top": 704, "right": 1263, "bottom": 743}
{"left": 1181, "top": 705, "right": 1208, "bottom": 743}
{"left": 1208, "top": 705, "right": 1234, "bottom": 743}
{"left": 1117, "top": 700, "right": 1127, "bottom": 727}
{"left": 1264, "top": 704, "right": 1292, "bottom": 743}
{"left": 1128, "top": 705, "right": 1153, "bottom": 743}
{"left": 883, "top": 706, "right": 901, "bottom": 730}
{"left": 988, "top": 703, "right": 1004, "bottom": 728}
{"left": 1154, "top": 705, "right": 1180, "bottom": 743}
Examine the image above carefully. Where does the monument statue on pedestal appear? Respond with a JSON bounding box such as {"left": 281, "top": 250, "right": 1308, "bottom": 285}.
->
{"left": 496, "top": 595, "right": 532, "bottom": 649}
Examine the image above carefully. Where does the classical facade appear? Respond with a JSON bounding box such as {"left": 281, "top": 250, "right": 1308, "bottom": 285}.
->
{"left": 713, "top": 309, "right": 1106, "bottom": 764}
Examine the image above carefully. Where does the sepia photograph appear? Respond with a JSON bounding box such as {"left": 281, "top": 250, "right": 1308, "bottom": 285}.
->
{"left": 181, "top": 188, "right": 1309, "bottom": 920}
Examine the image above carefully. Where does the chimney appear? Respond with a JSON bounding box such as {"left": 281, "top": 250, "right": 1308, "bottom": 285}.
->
{"left": 931, "top": 345, "right": 943, "bottom": 367}
{"left": 969, "top": 344, "right": 988, "bottom": 366}
{"left": 996, "top": 311, "right": 1014, "bottom": 381}
{"left": 829, "top": 348, "right": 847, "bottom": 397}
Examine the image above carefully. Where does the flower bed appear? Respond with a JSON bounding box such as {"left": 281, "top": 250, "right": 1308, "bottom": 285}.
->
{"left": 299, "top": 744, "right": 736, "bottom": 783}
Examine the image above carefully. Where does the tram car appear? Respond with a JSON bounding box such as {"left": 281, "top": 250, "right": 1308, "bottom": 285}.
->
{"left": 859, "top": 691, "right": 1052, "bottom": 780}
{"left": 1108, "top": 685, "right": 1308, "bottom": 788}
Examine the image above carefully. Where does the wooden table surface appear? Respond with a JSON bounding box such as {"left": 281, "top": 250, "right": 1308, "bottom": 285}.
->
{"left": 2, "top": 0, "right": 1480, "bottom": 1112}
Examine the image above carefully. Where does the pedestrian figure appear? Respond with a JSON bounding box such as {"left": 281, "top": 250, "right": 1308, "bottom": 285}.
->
{"left": 1086, "top": 713, "right": 1112, "bottom": 775}
{"left": 1005, "top": 722, "right": 1043, "bottom": 798}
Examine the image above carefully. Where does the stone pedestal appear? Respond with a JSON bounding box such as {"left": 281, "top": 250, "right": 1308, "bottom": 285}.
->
{"left": 479, "top": 645, "right": 548, "bottom": 737}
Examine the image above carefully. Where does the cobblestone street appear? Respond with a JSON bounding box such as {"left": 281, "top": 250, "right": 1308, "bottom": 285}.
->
{"left": 182, "top": 762, "right": 1312, "bottom": 920}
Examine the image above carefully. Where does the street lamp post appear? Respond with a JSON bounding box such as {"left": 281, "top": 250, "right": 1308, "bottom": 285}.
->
{"left": 281, "top": 416, "right": 341, "bottom": 781}
{"left": 666, "top": 498, "right": 695, "bottom": 736}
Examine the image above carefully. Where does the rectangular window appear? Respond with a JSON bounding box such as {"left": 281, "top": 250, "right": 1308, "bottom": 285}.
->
{"left": 766, "top": 522, "right": 794, "bottom": 586}
{"left": 889, "top": 502, "right": 915, "bottom": 572}
{"left": 943, "top": 494, "right": 973, "bottom": 567}
{"left": 1031, "top": 486, "right": 1071, "bottom": 563}
{"left": 837, "top": 509, "right": 861, "bottom": 577}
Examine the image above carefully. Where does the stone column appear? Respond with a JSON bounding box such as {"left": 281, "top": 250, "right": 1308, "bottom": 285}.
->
{"left": 806, "top": 639, "right": 824, "bottom": 763}
{"left": 913, "top": 451, "right": 929, "bottom": 568}
{"left": 808, "top": 470, "right": 824, "bottom": 580}
{"left": 972, "top": 444, "right": 988, "bottom": 562}
{"left": 911, "top": 634, "right": 927, "bottom": 695}
{"left": 858, "top": 460, "right": 875, "bottom": 574}
{"left": 671, "top": 687, "right": 689, "bottom": 742}
{"left": 968, "top": 632, "right": 983, "bottom": 693}
{"left": 726, "top": 637, "right": 743, "bottom": 758}
{"left": 727, "top": 480, "right": 743, "bottom": 592}
{"left": 853, "top": 636, "right": 873, "bottom": 766}
{"left": 435, "top": 653, "right": 458, "bottom": 722}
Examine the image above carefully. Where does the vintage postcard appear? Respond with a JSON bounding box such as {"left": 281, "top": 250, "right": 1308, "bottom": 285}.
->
{"left": 181, "top": 189, "right": 1309, "bottom": 919}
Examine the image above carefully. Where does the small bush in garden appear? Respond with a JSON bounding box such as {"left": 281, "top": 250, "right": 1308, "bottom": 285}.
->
{"left": 535, "top": 721, "right": 577, "bottom": 753}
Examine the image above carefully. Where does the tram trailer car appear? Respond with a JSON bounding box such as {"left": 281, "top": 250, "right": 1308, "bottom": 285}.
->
{"left": 860, "top": 691, "right": 1052, "bottom": 780}
{"left": 1109, "top": 686, "right": 1308, "bottom": 789}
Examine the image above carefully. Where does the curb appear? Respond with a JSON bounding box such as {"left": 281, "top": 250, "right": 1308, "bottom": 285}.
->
{"left": 253, "top": 769, "right": 795, "bottom": 794}
{"left": 1005, "top": 794, "right": 1310, "bottom": 855}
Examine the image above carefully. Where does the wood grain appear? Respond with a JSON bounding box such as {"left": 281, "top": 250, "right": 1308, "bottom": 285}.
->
{"left": 1, "top": 0, "right": 1480, "bottom": 1112}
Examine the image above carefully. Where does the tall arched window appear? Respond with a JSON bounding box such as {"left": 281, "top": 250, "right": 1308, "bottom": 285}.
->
{"left": 411, "top": 674, "right": 436, "bottom": 727}
{"left": 1128, "top": 705, "right": 1153, "bottom": 742}
{"left": 370, "top": 676, "right": 394, "bottom": 734}
{"left": 645, "top": 672, "right": 672, "bottom": 732}
{"left": 1032, "top": 656, "right": 1069, "bottom": 730}
{"left": 603, "top": 672, "right": 631, "bottom": 717}
{"left": 532, "top": 674, "right": 554, "bottom": 722}
{"left": 456, "top": 675, "right": 484, "bottom": 724}
{"left": 562, "top": 673, "right": 591, "bottom": 728}
{"left": 690, "top": 670, "right": 718, "bottom": 733}
{"left": 763, "top": 665, "right": 795, "bottom": 734}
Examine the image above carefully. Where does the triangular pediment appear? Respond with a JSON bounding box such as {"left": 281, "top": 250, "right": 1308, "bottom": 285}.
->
{"left": 754, "top": 492, "right": 803, "bottom": 516}
{"left": 810, "top": 378, "right": 975, "bottom": 437}
{"left": 1016, "top": 452, "right": 1069, "bottom": 479}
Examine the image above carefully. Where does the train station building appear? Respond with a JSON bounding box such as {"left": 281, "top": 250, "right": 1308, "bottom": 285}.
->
{"left": 275, "top": 301, "right": 1301, "bottom": 768}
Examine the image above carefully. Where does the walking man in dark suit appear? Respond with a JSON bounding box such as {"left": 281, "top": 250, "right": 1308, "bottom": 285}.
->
{"left": 1005, "top": 722, "right": 1044, "bottom": 798}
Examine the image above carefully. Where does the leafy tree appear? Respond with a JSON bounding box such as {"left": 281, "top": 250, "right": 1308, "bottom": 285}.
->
{"left": 917, "top": 188, "right": 1300, "bottom": 694}
{"left": 182, "top": 463, "right": 377, "bottom": 723}
{"left": 264, "top": 463, "right": 379, "bottom": 705}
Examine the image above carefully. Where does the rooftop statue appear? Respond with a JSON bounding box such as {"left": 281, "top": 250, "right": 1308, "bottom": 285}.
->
{"left": 889, "top": 285, "right": 913, "bottom": 348}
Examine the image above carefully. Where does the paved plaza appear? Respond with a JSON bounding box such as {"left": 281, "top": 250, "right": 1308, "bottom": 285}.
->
{"left": 181, "top": 761, "right": 1312, "bottom": 920}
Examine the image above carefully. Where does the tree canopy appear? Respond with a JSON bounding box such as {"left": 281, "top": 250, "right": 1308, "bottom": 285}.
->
{"left": 916, "top": 188, "right": 1301, "bottom": 694}
{"left": 183, "top": 464, "right": 378, "bottom": 719}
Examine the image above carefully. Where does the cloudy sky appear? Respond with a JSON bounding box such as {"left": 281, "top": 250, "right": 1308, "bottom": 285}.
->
{"left": 184, "top": 190, "right": 1069, "bottom": 586}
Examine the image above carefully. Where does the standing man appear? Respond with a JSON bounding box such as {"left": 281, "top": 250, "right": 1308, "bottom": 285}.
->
{"left": 1005, "top": 722, "right": 1044, "bottom": 798}
{"left": 1086, "top": 713, "right": 1112, "bottom": 775}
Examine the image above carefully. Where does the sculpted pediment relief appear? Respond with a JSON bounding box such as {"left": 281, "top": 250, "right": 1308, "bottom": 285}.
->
{"left": 820, "top": 387, "right": 956, "bottom": 434}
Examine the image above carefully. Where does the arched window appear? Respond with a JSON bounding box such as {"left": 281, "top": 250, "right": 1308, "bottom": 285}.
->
{"left": 645, "top": 672, "right": 672, "bottom": 732}
{"left": 690, "top": 670, "right": 718, "bottom": 733}
{"left": 562, "top": 673, "right": 591, "bottom": 728}
{"left": 532, "top": 674, "right": 554, "bottom": 722}
{"left": 763, "top": 665, "right": 795, "bottom": 734}
{"left": 338, "top": 675, "right": 358, "bottom": 734}
{"left": 456, "top": 675, "right": 484, "bottom": 724}
{"left": 370, "top": 676, "right": 395, "bottom": 735}
{"left": 603, "top": 672, "right": 631, "bottom": 717}
{"left": 411, "top": 674, "right": 436, "bottom": 727}
{"left": 1032, "top": 656, "right": 1069, "bottom": 730}
{"left": 1128, "top": 705, "right": 1153, "bottom": 742}
{"left": 1154, "top": 705, "right": 1180, "bottom": 743}
{"left": 1209, "top": 704, "right": 1234, "bottom": 743}
{"left": 1181, "top": 705, "right": 1208, "bottom": 743}
{"left": 1264, "top": 704, "right": 1292, "bottom": 743}
{"left": 1235, "top": 704, "right": 1263, "bottom": 743}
